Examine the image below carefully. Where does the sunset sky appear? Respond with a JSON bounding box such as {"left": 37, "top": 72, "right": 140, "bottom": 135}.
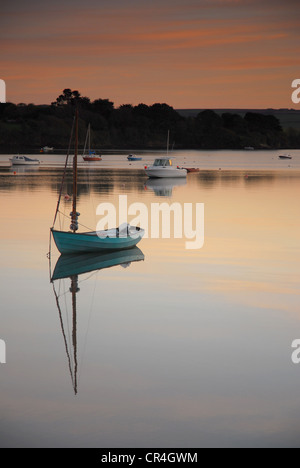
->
{"left": 1, "top": 0, "right": 300, "bottom": 109}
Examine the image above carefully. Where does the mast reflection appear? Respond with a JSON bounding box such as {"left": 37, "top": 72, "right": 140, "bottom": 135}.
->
{"left": 51, "top": 247, "right": 145, "bottom": 395}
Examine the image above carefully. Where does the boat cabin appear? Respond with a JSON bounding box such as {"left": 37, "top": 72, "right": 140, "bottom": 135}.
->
{"left": 153, "top": 158, "right": 172, "bottom": 167}
{"left": 12, "top": 156, "right": 26, "bottom": 161}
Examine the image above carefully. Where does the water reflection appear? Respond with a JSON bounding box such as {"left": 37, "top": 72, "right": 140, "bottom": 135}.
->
{"left": 50, "top": 247, "right": 145, "bottom": 395}
{"left": 9, "top": 165, "right": 40, "bottom": 174}
{"left": 195, "top": 170, "right": 278, "bottom": 188}
{"left": 144, "top": 177, "right": 186, "bottom": 197}
{"left": 1, "top": 162, "right": 300, "bottom": 447}
{"left": 0, "top": 167, "right": 298, "bottom": 196}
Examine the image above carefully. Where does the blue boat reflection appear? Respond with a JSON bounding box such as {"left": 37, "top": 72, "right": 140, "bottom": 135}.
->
{"left": 51, "top": 247, "right": 145, "bottom": 394}
{"left": 51, "top": 246, "right": 145, "bottom": 281}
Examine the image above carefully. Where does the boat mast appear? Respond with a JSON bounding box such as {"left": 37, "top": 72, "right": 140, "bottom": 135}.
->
{"left": 70, "top": 109, "right": 79, "bottom": 232}
{"left": 167, "top": 130, "right": 170, "bottom": 157}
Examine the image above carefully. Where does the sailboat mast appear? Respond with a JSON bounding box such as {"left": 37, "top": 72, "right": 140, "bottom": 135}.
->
{"left": 71, "top": 109, "right": 79, "bottom": 232}
{"left": 167, "top": 130, "right": 170, "bottom": 156}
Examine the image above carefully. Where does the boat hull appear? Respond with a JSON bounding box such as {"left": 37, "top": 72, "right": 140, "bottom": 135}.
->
{"left": 83, "top": 156, "right": 102, "bottom": 161}
{"left": 10, "top": 157, "right": 40, "bottom": 166}
{"left": 51, "top": 227, "right": 144, "bottom": 254}
{"left": 145, "top": 167, "right": 187, "bottom": 178}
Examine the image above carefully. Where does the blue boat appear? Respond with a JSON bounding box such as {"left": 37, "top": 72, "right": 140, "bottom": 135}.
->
{"left": 51, "top": 225, "right": 144, "bottom": 255}
{"left": 50, "top": 111, "right": 144, "bottom": 255}
{"left": 127, "top": 154, "right": 142, "bottom": 161}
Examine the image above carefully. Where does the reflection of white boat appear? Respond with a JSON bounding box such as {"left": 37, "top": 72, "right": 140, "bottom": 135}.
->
{"left": 145, "top": 158, "right": 187, "bottom": 178}
{"left": 145, "top": 177, "right": 186, "bottom": 197}
{"left": 9, "top": 155, "right": 40, "bottom": 166}
{"left": 9, "top": 165, "right": 40, "bottom": 173}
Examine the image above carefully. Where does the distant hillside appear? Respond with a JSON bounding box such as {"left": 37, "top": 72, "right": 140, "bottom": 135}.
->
{"left": 177, "top": 109, "right": 300, "bottom": 130}
{"left": 1, "top": 89, "right": 300, "bottom": 151}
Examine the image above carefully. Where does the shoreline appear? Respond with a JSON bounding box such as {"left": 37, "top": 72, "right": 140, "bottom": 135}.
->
{"left": 1, "top": 148, "right": 299, "bottom": 171}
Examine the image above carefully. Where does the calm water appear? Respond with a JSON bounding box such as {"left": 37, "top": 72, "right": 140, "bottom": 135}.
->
{"left": 0, "top": 151, "right": 300, "bottom": 448}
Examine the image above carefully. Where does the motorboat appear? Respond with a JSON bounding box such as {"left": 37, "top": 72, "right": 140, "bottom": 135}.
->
{"left": 145, "top": 158, "right": 187, "bottom": 178}
{"left": 128, "top": 154, "right": 142, "bottom": 161}
{"left": 279, "top": 154, "right": 292, "bottom": 160}
{"left": 41, "top": 146, "right": 54, "bottom": 153}
{"left": 9, "top": 155, "right": 40, "bottom": 166}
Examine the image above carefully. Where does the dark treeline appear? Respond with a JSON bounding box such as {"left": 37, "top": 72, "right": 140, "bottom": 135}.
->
{"left": 0, "top": 88, "right": 299, "bottom": 151}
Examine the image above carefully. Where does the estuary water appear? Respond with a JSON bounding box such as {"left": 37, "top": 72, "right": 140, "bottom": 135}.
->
{"left": 0, "top": 150, "right": 300, "bottom": 448}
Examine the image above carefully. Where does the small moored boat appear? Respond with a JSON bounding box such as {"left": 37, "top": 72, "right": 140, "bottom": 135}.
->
{"left": 279, "top": 154, "right": 292, "bottom": 160}
{"left": 145, "top": 158, "right": 187, "bottom": 178}
{"left": 51, "top": 110, "right": 144, "bottom": 255}
{"left": 51, "top": 224, "right": 145, "bottom": 255}
{"left": 40, "top": 146, "right": 54, "bottom": 153}
{"left": 83, "top": 150, "right": 102, "bottom": 162}
{"left": 82, "top": 124, "right": 102, "bottom": 161}
{"left": 127, "top": 154, "right": 142, "bottom": 161}
{"left": 9, "top": 155, "right": 40, "bottom": 166}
